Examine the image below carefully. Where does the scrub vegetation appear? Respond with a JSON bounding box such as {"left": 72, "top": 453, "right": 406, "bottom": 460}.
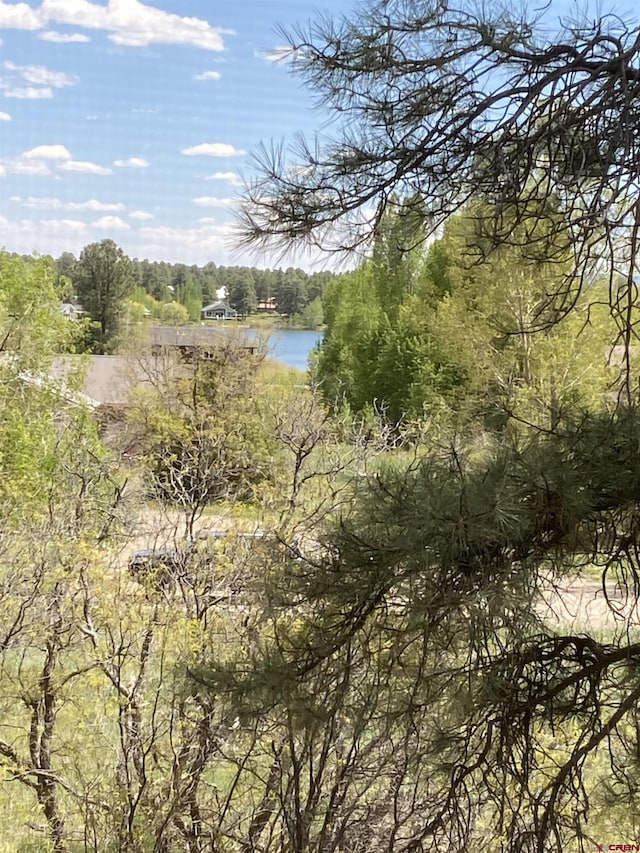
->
{"left": 6, "top": 0, "right": 640, "bottom": 850}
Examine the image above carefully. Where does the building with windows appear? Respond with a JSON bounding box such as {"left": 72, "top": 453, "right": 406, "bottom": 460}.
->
{"left": 201, "top": 301, "right": 238, "bottom": 320}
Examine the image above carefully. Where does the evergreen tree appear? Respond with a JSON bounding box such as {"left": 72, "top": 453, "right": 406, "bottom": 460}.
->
{"left": 75, "top": 239, "right": 133, "bottom": 353}
{"left": 227, "top": 268, "right": 257, "bottom": 316}
{"left": 221, "top": 4, "right": 640, "bottom": 848}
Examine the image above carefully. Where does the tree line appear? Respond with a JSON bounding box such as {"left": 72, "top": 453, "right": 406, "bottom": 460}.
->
{"left": 52, "top": 242, "right": 335, "bottom": 353}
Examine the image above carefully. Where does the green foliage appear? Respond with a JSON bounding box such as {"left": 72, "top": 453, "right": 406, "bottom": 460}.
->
{"left": 127, "top": 342, "right": 278, "bottom": 521}
{"left": 128, "top": 284, "right": 157, "bottom": 311}
{"left": 0, "top": 252, "right": 91, "bottom": 516}
{"left": 428, "top": 207, "right": 614, "bottom": 429}
{"left": 317, "top": 262, "right": 381, "bottom": 407}
{"left": 2, "top": 231, "right": 640, "bottom": 852}
{"left": 3, "top": 0, "right": 640, "bottom": 846}
{"left": 0, "top": 252, "right": 75, "bottom": 364}
{"left": 226, "top": 267, "right": 257, "bottom": 316}
{"left": 158, "top": 299, "right": 189, "bottom": 324}
{"left": 317, "top": 205, "right": 465, "bottom": 421}
{"left": 198, "top": 406, "right": 640, "bottom": 852}
{"left": 136, "top": 257, "right": 173, "bottom": 301}
{"left": 317, "top": 204, "right": 613, "bottom": 429}
{"left": 54, "top": 252, "right": 77, "bottom": 300}
{"left": 75, "top": 239, "right": 134, "bottom": 353}
{"left": 274, "top": 267, "right": 307, "bottom": 315}
{"left": 175, "top": 276, "right": 203, "bottom": 321}
{"left": 57, "top": 248, "right": 337, "bottom": 329}
{"left": 1, "top": 274, "right": 639, "bottom": 851}
{"left": 296, "top": 295, "right": 324, "bottom": 329}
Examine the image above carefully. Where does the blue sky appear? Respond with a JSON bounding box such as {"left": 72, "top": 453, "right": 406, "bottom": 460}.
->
{"left": 0, "top": 0, "right": 629, "bottom": 269}
{"left": 0, "top": 0, "right": 350, "bottom": 268}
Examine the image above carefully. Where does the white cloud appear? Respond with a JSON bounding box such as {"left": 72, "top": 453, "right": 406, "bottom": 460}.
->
{"left": 193, "top": 196, "right": 234, "bottom": 208}
{"left": 40, "top": 218, "right": 88, "bottom": 232}
{"left": 194, "top": 70, "right": 221, "bottom": 81}
{"left": 114, "top": 156, "right": 149, "bottom": 168}
{"left": 204, "top": 171, "right": 242, "bottom": 186}
{"left": 182, "top": 142, "right": 245, "bottom": 157}
{"left": 3, "top": 60, "right": 76, "bottom": 88}
{"left": 22, "top": 143, "right": 72, "bottom": 160}
{"left": 0, "top": 1, "right": 42, "bottom": 30}
{"left": 129, "top": 210, "right": 153, "bottom": 220}
{"left": 0, "top": 85, "right": 52, "bottom": 98}
{"left": 3, "top": 218, "right": 79, "bottom": 260}
{"left": 59, "top": 160, "right": 112, "bottom": 175}
{"left": 0, "top": 213, "right": 334, "bottom": 268}
{"left": 37, "top": 0, "right": 107, "bottom": 29}
{"left": 0, "top": 145, "right": 108, "bottom": 178}
{"left": 92, "top": 215, "right": 130, "bottom": 230}
{"left": 0, "top": 214, "right": 90, "bottom": 256}
{"left": 38, "top": 29, "right": 90, "bottom": 42}
{"left": 6, "top": 160, "right": 52, "bottom": 175}
{"left": 0, "top": 111, "right": 10, "bottom": 120}
{"left": 75, "top": 199, "right": 124, "bottom": 211}
{"left": 35, "top": 0, "right": 228, "bottom": 50}
{"left": 3, "top": 148, "right": 111, "bottom": 177}
{"left": 14, "top": 196, "right": 125, "bottom": 212}
{"left": 136, "top": 221, "right": 236, "bottom": 262}
{"left": 0, "top": 165, "right": 5, "bottom": 176}
{"left": 0, "top": 59, "right": 76, "bottom": 98}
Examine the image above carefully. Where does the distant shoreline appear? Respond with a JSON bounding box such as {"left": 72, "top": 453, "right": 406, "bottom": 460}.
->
{"left": 235, "top": 316, "right": 324, "bottom": 333}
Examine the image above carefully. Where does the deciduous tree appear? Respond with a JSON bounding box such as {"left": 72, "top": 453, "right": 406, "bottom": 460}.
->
{"left": 227, "top": 3, "right": 640, "bottom": 851}
{"left": 238, "top": 0, "right": 640, "bottom": 384}
{"left": 126, "top": 336, "right": 275, "bottom": 536}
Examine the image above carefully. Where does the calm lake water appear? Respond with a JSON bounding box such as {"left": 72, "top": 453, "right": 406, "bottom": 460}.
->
{"left": 250, "top": 329, "right": 323, "bottom": 371}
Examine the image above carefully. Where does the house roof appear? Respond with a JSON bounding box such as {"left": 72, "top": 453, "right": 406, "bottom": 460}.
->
{"left": 202, "top": 301, "right": 237, "bottom": 314}
{"left": 47, "top": 326, "right": 258, "bottom": 407}
{"left": 150, "top": 324, "right": 248, "bottom": 348}
{"left": 60, "top": 301, "right": 86, "bottom": 317}
{"left": 50, "top": 356, "right": 166, "bottom": 406}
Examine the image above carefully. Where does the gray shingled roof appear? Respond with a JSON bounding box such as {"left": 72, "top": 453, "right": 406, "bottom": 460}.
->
{"left": 50, "top": 356, "right": 172, "bottom": 406}
{"left": 150, "top": 324, "right": 246, "bottom": 347}
{"left": 201, "top": 301, "right": 237, "bottom": 314}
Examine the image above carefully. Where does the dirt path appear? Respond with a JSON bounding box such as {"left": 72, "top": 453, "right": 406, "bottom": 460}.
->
{"left": 117, "top": 511, "right": 640, "bottom": 632}
{"left": 114, "top": 506, "right": 239, "bottom": 568}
